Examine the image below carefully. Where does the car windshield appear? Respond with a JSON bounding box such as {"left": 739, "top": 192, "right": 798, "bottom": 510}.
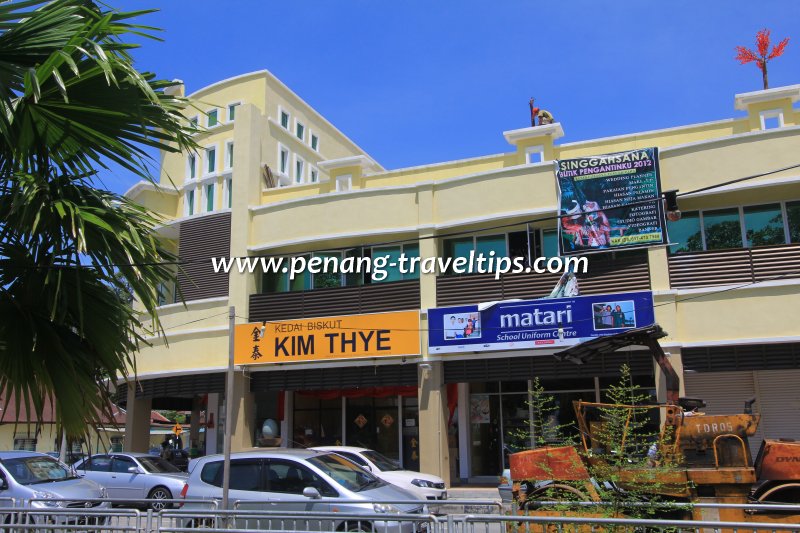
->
{"left": 3, "top": 456, "right": 76, "bottom": 485}
{"left": 138, "top": 456, "right": 180, "bottom": 473}
{"left": 307, "top": 453, "right": 384, "bottom": 492}
{"left": 362, "top": 450, "right": 402, "bottom": 471}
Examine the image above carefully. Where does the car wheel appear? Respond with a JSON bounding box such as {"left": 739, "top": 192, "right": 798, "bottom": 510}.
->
{"left": 339, "top": 521, "right": 373, "bottom": 532}
{"left": 147, "top": 486, "right": 172, "bottom": 510}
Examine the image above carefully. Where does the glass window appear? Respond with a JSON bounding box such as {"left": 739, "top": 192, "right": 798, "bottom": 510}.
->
{"left": 86, "top": 456, "right": 112, "bottom": 472}
{"left": 313, "top": 251, "right": 342, "bottom": 289}
{"left": 206, "top": 147, "right": 216, "bottom": 174}
{"left": 306, "top": 454, "right": 383, "bottom": 493}
{"left": 540, "top": 229, "right": 559, "bottom": 258}
{"left": 112, "top": 456, "right": 136, "bottom": 473}
{"left": 403, "top": 243, "right": 420, "bottom": 280}
{"left": 311, "top": 134, "right": 319, "bottom": 151}
{"left": 189, "top": 116, "right": 198, "bottom": 127}
{"left": 703, "top": 208, "right": 742, "bottom": 250}
{"left": 295, "top": 158, "right": 304, "bottom": 183}
{"left": 266, "top": 459, "right": 336, "bottom": 496}
{"left": 290, "top": 255, "right": 312, "bottom": 292}
{"left": 443, "top": 237, "right": 473, "bottom": 261}
{"left": 138, "top": 456, "right": 180, "bottom": 473}
{"left": 200, "top": 459, "right": 261, "bottom": 490}
{"left": 667, "top": 211, "right": 703, "bottom": 254}
{"left": 207, "top": 109, "right": 218, "bottom": 127}
{"left": 476, "top": 235, "right": 507, "bottom": 261}
{"left": 227, "top": 142, "right": 234, "bottom": 168}
{"left": 372, "top": 245, "right": 402, "bottom": 283}
{"left": 345, "top": 248, "right": 365, "bottom": 287}
{"left": 4, "top": 456, "right": 70, "bottom": 484}
{"left": 206, "top": 183, "right": 214, "bottom": 212}
{"left": 226, "top": 178, "right": 232, "bottom": 209}
{"left": 200, "top": 461, "right": 222, "bottom": 485}
{"left": 263, "top": 269, "right": 289, "bottom": 293}
{"left": 296, "top": 122, "right": 305, "bottom": 140}
{"left": 788, "top": 201, "right": 800, "bottom": 243}
{"left": 280, "top": 110, "right": 290, "bottom": 129}
{"left": 279, "top": 148, "right": 289, "bottom": 174}
{"left": 227, "top": 103, "right": 239, "bottom": 121}
{"left": 744, "top": 203, "right": 785, "bottom": 247}
{"left": 310, "top": 168, "right": 318, "bottom": 183}
{"left": 186, "top": 190, "right": 195, "bottom": 216}
{"left": 188, "top": 154, "right": 196, "bottom": 180}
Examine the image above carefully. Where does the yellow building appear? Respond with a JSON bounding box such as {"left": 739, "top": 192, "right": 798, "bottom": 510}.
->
{"left": 124, "top": 71, "right": 800, "bottom": 484}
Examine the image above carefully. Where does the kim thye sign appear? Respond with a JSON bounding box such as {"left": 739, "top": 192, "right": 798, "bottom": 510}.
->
{"left": 234, "top": 310, "right": 420, "bottom": 365}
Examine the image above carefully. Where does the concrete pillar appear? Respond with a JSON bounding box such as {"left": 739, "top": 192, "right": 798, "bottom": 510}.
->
{"left": 230, "top": 371, "right": 255, "bottom": 451}
{"left": 647, "top": 247, "right": 670, "bottom": 292}
{"left": 123, "top": 382, "right": 152, "bottom": 452}
{"left": 418, "top": 361, "right": 450, "bottom": 485}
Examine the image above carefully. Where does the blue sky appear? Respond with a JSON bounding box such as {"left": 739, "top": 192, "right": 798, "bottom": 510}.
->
{"left": 105, "top": 0, "right": 800, "bottom": 193}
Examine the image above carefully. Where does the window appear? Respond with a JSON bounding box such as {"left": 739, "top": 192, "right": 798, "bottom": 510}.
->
{"left": 703, "top": 208, "right": 742, "bottom": 250}
{"left": 186, "top": 189, "right": 195, "bottom": 216}
{"left": 295, "top": 121, "right": 305, "bottom": 141}
{"left": 13, "top": 437, "right": 36, "bottom": 451}
{"left": 311, "top": 133, "right": 319, "bottom": 151}
{"left": 206, "top": 147, "right": 216, "bottom": 174}
{"left": 295, "top": 156, "right": 305, "bottom": 184}
{"left": 667, "top": 211, "right": 703, "bottom": 254}
{"left": 84, "top": 456, "right": 112, "bottom": 472}
{"left": 266, "top": 459, "right": 336, "bottom": 496}
{"left": 442, "top": 235, "right": 507, "bottom": 274}
{"left": 760, "top": 109, "right": 783, "bottom": 130}
{"left": 111, "top": 456, "right": 136, "bottom": 473}
{"left": 525, "top": 145, "right": 544, "bottom": 164}
{"left": 309, "top": 167, "right": 319, "bottom": 183}
{"left": 371, "top": 243, "right": 420, "bottom": 282}
{"left": 226, "top": 178, "right": 232, "bottom": 209}
{"left": 189, "top": 116, "right": 199, "bottom": 127}
{"left": 335, "top": 174, "right": 352, "bottom": 192}
{"left": 200, "top": 459, "right": 262, "bottom": 491}
{"left": 227, "top": 102, "right": 240, "bottom": 122}
{"left": 280, "top": 109, "right": 290, "bottom": 129}
{"left": 263, "top": 254, "right": 312, "bottom": 293}
{"left": 278, "top": 145, "right": 289, "bottom": 175}
{"left": 187, "top": 154, "right": 197, "bottom": 180}
{"left": 744, "top": 204, "right": 785, "bottom": 247}
{"left": 225, "top": 141, "right": 234, "bottom": 169}
{"left": 313, "top": 251, "right": 342, "bottom": 288}
{"left": 110, "top": 437, "right": 123, "bottom": 453}
{"left": 205, "top": 183, "right": 215, "bottom": 212}
{"left": 207, "top": 109, "right": 218, "bottom": 128}
{"left": 788, "top": 201, "right": 800, "bottom": 243}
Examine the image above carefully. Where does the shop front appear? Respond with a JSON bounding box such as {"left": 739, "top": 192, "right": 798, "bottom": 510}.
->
{"left": 428, "top": 290, "right": 659, "bottom": 483}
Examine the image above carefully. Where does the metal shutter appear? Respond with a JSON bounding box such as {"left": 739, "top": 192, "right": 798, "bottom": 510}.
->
{"left": 754, "top": 369, "right": 800, "bottom": 442}
{"left": 684, "top": 371, "right": 764, "bottom": 453}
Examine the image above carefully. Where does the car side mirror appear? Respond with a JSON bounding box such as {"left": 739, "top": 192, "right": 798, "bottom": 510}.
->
{"left": 363, "top": 464, "right": 372, "bottom": 472}
{"left": 302, "top": 487, "right": 321, "bottom": 499}
{"left": 128, "top": 466, "right": 143, "bottom": 474}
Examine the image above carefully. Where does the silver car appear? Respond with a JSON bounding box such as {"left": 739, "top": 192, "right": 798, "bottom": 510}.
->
{"left": 73, "top": 452, "right": 187, "bottom": 510}
{"left": 0, "top": 451, "right": 109, "bottom": 523}
{"left": 183, "top": 449, "right": 427, "bottom": 532}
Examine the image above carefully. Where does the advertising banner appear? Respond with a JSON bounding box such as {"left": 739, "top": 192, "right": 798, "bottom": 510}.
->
{"left": 555, "top": 147, "right": 667, "bottom": 255}
{"left": 428, "top": 291, "right": 654, "bottom": 354}
{"left": 235, "top": 310, "right": 420, "bottom": 365}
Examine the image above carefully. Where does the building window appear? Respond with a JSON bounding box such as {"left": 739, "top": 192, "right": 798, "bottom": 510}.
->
{"left": 205, "top": 183, "right": 215, "bottom": 212}
{"left": 189, "top": 116, "right": 199, "bottom": 127}
{"left": 335, "top": 174, "right": 352, "bottom": 192}
{"left": 225, "top": 141, "right": 234, "bottom": 169}
{"left": 187, "top": 154, "right": 196, "bottom": 180}
{"left": 371, "top": 243, "right": 420, "bottom": 283}
{"left": 280, "top": 109, "right": 290, "bottom": 129}
{"left": 743, "top": 203, "right": 785, "bottom": 247}
{"left": 525, "top": 145, "right": 544, "bottom": 164}
{"left": 227, "top": 102, "right": 240, "bottom": 122}
{"left": 311, "top": 133, "right": 319, "bottom": 151}
{"left": 442, "top": 235, "right": 506, "bottom": 274}
{"left": 702, "top": 208, "right": 742, "bottom": 250}
{"left": 278, "top": 145, "right": 289, "bottom": 176}
{"left": 226, "top": 178, "right": 232, "bottom": 208}
{"left": 788, "top": 201, "right": 800, "bottom": 243}
{"left": 667, "top": 211, "right": 703, "bottom": 254}
{"left": 263, "top": 254, "right": 312, "bottom": 293}
{"left": 206, "top": 147, "right": 216, "bottom": 174}
{"left": 296, "top": 121, "right": 305, "bottom": 141}
{"left": 207, "top": 109, "right": 219, "bottom": 128}
{"left": 309, "top": 167, "right": 319, "bottom": 183}
{"left": 295, "top": 156, "right": 305, "bottom": 184}
{"left": 186, "top": 189, "right": 195, "bottom": 216}
{"left": 760, "top": 109, "right": 784, "bottom": 130}
{"left": 14, "top": 437, "right": 36, "bottom": 451}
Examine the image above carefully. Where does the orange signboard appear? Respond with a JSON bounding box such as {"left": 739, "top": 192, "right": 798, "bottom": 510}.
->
{"left": 234, "top": 310, "right": 420, "bottom": 365}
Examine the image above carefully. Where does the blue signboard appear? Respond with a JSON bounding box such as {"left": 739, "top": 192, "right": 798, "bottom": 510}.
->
{"left": 428, "top": 291, "right": 655, "bottom": 354}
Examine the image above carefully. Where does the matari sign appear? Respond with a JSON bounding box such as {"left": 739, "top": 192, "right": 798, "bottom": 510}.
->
{"left": 555, "top": 147, "right": 668, "bottom": 255}
{"left": 234, "top": 310, "right": 420, "bottom": 365}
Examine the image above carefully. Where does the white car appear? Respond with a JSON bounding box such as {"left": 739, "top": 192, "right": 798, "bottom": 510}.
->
{"left": 312, "top": 446, "right": 446, "bottom": 500}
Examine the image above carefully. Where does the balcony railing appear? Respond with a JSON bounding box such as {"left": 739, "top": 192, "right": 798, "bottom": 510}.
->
{"left": 436, "top": 251, "right": 650, "bottom": 307}
{"left": 668, "top": 243, "right": 800, "bottom": 289}
{"left": 249, "top": 279, "right": 421, "bottom": 322}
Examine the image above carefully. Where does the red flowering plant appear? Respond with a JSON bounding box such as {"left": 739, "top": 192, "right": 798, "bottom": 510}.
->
{"left": 735, "top": 29, "right": 789, "bottom": 90}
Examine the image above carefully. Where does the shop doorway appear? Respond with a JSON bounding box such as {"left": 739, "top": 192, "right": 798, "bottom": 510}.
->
{"left": 346, "top": 396, "right": 400, "bottom": 461}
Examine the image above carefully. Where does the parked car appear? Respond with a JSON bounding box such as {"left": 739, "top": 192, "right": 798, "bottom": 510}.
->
{"left": 73, "top": 452, "right": 188, "bottom": 510}
{"left": 182, "top": 449, "right": 425, "bottom": 532}
{"left": 45, "top": 451, "right": 88, "bottom": 466}
{"left": 312, "top": 446, "right": 447, "bottom": 500}
{"left": 0, "top": 451, "right": 109, "bottom": 524}
{"left": 147, "top": 446, "right": 189, "bottom": 472}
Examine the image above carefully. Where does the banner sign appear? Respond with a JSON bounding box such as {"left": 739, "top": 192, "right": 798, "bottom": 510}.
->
{"left": 428, "top": 291, "right": 654, "bottom": 354}
{"left": 235, "top": 310, "right": 420, "bottom": 365}
{"left": 555, "top": 147, "right": 667, "bottom": 255}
